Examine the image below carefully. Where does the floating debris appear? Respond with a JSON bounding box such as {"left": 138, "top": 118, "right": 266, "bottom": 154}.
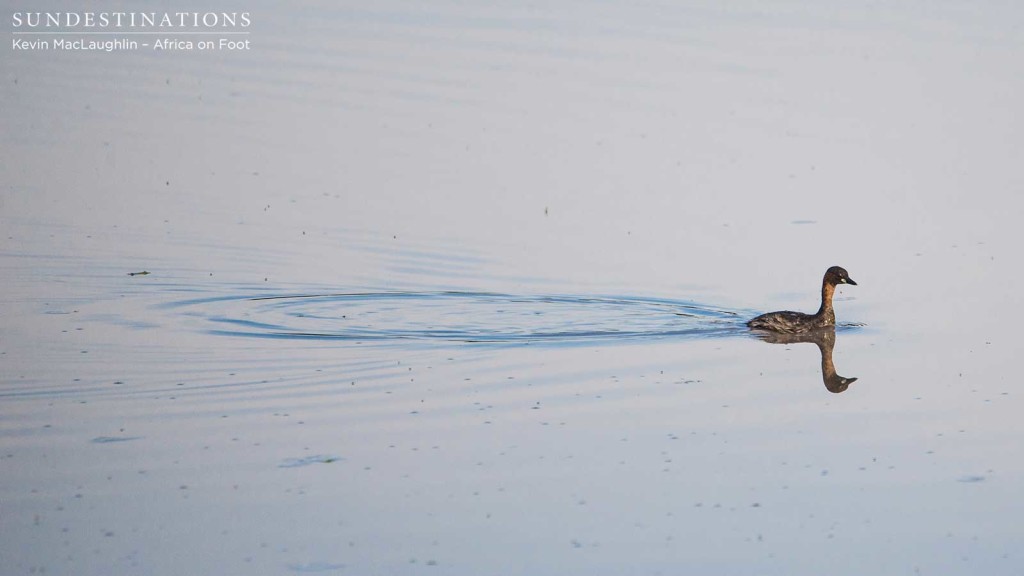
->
{"left": 278, "top": 455, "right": 343, "bottom": 468}
{"left": 287, "top": 561, "right": 346, "bottom": 572}
{"left": 91, "top": 436, "right": 143, "bottom": 444}
{"left": 127, "top": 271, "right": 150, "bottom": 276}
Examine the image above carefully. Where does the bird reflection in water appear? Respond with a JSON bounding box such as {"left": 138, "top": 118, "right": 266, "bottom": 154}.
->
{"left": 753, "top": 327, "right": 857, "bottom": 393}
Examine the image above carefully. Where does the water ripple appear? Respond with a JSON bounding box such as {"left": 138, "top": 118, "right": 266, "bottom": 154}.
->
{"left": 165, "top": 291, "right": 750, "bottom": 345}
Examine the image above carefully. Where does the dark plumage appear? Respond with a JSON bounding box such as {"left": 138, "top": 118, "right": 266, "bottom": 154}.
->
{"left": 747, "top": 266, "right": 857, "bottom": 333}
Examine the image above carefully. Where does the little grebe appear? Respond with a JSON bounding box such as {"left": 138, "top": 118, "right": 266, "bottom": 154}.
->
{"left": 747, "top": 266, "right": 857, "bottom": 333}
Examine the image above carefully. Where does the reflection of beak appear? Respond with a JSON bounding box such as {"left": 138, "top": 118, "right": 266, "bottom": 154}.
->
{"left": 844, "top": 278, "right": 858, "bottom": 286}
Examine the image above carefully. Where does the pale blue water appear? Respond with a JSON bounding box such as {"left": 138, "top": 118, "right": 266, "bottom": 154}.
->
{"left": 3, "top": 2, "right": 1024, "bottom": 575}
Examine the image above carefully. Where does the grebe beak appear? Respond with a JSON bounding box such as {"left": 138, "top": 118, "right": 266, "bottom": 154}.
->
{"left": 844, "top": 277, "right": 858, "bottom": 286}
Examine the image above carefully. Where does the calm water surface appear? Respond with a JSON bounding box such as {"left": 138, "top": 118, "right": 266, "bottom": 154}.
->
{"left": 3, "top": 2, "right": 1024, "bottom": 575}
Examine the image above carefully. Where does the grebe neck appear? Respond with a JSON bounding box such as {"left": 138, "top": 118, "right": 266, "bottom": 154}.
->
{"left": 815, "top": 280, "right": 836, "bottom": 325}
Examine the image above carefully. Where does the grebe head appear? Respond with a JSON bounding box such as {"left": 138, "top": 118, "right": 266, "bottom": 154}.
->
{"left": 825, "top": 266, "right": 857, "bottom": 286}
